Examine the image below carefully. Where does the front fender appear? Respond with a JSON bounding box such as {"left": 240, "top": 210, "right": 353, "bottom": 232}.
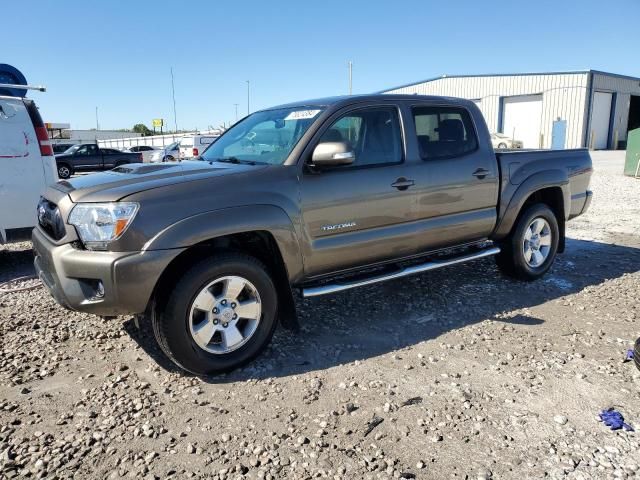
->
{"left": 142, "top": 204, "right": 304, "bottom": 282}
{"left": 493, "top": 169, "right": 570, "bottom": 239}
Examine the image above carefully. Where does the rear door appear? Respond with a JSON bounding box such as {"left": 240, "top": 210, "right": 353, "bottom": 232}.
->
{"left": 408, "top": 104, "right": 499, "bottom": 250}
{"left": 101, "top": 149, "right": 121, "bottom": 168}
{"left": 0, "top": 96, "right": 47, "bottom": 234}
{"left": 299, "top": 104, "right": 418, "bottom": 277}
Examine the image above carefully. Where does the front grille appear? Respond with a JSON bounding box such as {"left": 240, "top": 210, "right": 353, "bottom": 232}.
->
{"left": 37, "top": 197, "right": 66, "bottom": 240}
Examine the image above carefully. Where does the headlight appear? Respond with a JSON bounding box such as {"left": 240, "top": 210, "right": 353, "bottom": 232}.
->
{"left": 68, "top": 202, "right": 139, "bottom": 250}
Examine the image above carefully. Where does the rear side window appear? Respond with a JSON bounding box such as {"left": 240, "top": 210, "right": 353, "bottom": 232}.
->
{"left": 412, "top": 106, "right": 478, "bottom": 160}
{"left": 318, "top": 107, "right": 402, "bottom": 167}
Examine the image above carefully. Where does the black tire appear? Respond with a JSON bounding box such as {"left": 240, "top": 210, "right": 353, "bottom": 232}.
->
{"left": 152, "top": 253, "right": 278, "bottom": 375}
{"left": 163, "top": 155, "right": 174, "bottom": 162}
{"left": 57, "top": 163, "right": 72, "bottom": 179}
{"left": 496, "top": 203, "right": 559, "bottom": 281}
{"left": 498, "top": 142, "right": 508, "bottom": 149}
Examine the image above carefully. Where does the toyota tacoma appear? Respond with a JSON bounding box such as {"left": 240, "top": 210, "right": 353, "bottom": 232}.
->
{"left": 33, "top": 94, "right": 593, "bottom": 375}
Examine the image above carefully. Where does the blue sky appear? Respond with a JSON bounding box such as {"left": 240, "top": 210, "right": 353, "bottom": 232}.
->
{"left": 4, "top": 0, "right": 639, "bottom": 130}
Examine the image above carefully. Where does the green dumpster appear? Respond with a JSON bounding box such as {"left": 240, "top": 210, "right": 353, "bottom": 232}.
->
{"left": 625, "top": 128, "right": 640, "bottom": 177}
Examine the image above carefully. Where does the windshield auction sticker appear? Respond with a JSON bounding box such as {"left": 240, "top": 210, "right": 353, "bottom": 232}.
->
{"left": 285, "top": 109, "right": 321, "bottom": 121}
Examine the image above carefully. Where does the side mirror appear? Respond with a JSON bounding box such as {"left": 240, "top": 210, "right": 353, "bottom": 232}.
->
{"left": 311, "top": 141, "right": 355, "bottom": 167}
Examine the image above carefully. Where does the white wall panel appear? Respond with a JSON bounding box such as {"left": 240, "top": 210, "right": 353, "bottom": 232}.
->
{"left": 384, "top": 73, "right": 590, "bottom": 148}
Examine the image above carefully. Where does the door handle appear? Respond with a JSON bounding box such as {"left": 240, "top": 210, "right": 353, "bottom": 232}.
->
{"left": 472, "top": 168, "right": 490, "bottom": 179}
{"left": 391, "top": 178, "right": 415, "bottom": 191}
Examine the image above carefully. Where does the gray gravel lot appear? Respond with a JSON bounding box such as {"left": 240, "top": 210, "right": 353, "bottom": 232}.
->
{"left": 1, "top": 151, "right": 639, "bottom": 479}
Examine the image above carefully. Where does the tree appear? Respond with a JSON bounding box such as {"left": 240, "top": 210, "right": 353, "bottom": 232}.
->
{"left": 132, "top": 123, "right": 153, "bottom": 136}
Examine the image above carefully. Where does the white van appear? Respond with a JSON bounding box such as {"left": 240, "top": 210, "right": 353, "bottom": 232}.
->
{"left": 179, "top": 133, "right": 219, "bottom": 159}
{"left": 0, "top": 85, "right": 57, "bottom": 243}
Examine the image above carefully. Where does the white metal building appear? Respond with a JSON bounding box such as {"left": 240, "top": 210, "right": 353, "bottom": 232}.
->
{"left": 382, "top": 70, "right": 640, "bottom": 150}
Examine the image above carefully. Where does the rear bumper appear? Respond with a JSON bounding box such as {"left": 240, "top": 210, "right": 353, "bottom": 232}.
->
{"left": 569, "top": 190, "right": 593, "bottom": 219}
{"left": 32, "top": 227, "right": 184, "bottom": 316}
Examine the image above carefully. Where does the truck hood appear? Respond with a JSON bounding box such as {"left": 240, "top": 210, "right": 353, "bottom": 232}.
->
{"left": 52, "top": 160, "right": 268, "bottom": 203}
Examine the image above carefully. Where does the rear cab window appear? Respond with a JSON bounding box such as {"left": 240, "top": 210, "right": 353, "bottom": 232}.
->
{"left": 412, "top": 106, "right": 478, "bottom": 160}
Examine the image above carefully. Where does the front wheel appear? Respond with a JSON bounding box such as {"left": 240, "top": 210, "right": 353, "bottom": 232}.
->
{"left": 496, "top": 203, "right": 559, "bottom": 281}
{"left": 57, "top": 164, "right": 72, "bottom": 179}
{"left": 163, "top": 155, "right": 175, "bottom": 162}
{"left": 152, "top": 253, "right": 279, "bottom": 375}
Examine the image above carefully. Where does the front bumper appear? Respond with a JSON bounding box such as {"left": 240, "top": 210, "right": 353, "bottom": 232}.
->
{"left": 32, "top": 227, "right": 184, "bottom": 316}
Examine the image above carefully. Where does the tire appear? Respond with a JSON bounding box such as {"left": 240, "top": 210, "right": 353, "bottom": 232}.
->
{"left": 163, "top": 155, "right": 174, "bottom": 162}
{"left": 152, "top": 253, "right": 278, "bottom": 375}
{"left": 495, "top": 203, "right": 559, "bottom": 281}
{"left": 57, "top": 163, "right": 72, "bottom": 179}
{"left": 498, "top": 142, "right": 508, "bottom": 149}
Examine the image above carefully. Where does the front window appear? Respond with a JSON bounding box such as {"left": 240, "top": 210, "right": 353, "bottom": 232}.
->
{"left": 200, "top": 107, "right": 324, "bottom": 165}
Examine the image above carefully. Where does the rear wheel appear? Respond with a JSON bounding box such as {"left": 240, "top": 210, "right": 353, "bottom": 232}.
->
{"left": 163, "top": 155, "right": 175, "bottom": 162}
{"left": 57, "top": 163, "right": 72, "bottom": 179}
{"left": 496, "top": 203, "right": 559, "bottom": 280}
{"left": 498, "top": 142, "right": 508, "bottom": 149}
{"left": 152, "top": 253, "right": 278, "bottom": 375}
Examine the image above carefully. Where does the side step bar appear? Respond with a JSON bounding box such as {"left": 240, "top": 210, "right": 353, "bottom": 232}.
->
{"left": 302, "top": 246, "right": 501, "bottom": 298}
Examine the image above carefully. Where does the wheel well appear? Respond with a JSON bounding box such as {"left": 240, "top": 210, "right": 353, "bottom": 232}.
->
{"left": 150, "top": 231, "right": 298, "bottom": 329}
{"left": 521, "top": 187, "right": 566, "bottom": 252}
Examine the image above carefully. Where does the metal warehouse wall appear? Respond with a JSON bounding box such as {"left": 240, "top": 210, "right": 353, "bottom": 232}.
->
{"left": 591, "top": 73, "right": 640, "bottom": 144}
{"left": 384, "top": 73, "right": 590, "bottom": 149}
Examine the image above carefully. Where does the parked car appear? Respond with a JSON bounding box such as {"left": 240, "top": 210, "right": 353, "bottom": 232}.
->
{"left": 33, "top": 94, "right": 593, "bottom": 375}
{"left": 125, "top": 145, "right": 158, "bottom": 162}
{"left": 179, "top": 134, "right": 219, "bottom": 159}
{"left": 150, "top": 141, "right": 180, "bottom": 162}
{"left": 491, "top": 132, "right": 523, "bottom": 149}
{"left": 0, "top": 65, "right": 58, "bottom": 244}
{"left": 52, "top": 143, "right": 76, "bottom": 154}
{"left": 54, "top": 144, "right": 142, "bottom": 179}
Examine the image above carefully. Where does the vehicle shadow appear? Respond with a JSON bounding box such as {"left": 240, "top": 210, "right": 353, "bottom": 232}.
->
{"left": 123, "top": 237, "right": 640, "bottom": 382}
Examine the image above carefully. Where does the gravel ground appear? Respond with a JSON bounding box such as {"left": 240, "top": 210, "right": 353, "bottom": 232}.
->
{"left": 1, "top": 151, "right": 639, "bottom": 480}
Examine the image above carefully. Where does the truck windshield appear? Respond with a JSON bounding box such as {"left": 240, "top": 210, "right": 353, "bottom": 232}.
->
{"left": 62, "top": 145, "right": 80, "bottom": 155}
{"left": 200, "top": 107, "right": 324, "bottom": 165}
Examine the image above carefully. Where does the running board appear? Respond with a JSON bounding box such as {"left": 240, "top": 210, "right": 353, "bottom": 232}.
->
{"left": 302, "top": 246, "right": 501, "bottom": 298}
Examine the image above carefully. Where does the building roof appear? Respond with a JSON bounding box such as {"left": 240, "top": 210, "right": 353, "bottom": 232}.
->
{"left": 380, "top": 70, "right": 640, "bottom": 93}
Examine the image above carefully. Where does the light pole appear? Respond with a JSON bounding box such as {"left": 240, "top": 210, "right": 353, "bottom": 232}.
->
{"left": 95, "top": 106, "right": 100, "bottom": 130}
{"left": 171, "top": 67, "right": 178, "bottom": 132}
{"left": 348, "top": 61, "right": 353, "bottom": 95}
{"left": 246, "top": 80, "right": 250, "bottom": 116}
{"left": 234, "top": 103, "right": 239, "bottom": 121}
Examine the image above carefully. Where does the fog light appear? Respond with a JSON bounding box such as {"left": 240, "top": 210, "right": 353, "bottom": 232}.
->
{"left": 95, "top": 281, "right": 105, "bottom": 299}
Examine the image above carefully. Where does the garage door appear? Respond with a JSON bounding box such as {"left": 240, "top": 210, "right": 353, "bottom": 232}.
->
{"left": 502, "top": 95, "right": 543, "bottom": 149}
{"left": 591, "top": 91, "right": 613, "bottom": 149}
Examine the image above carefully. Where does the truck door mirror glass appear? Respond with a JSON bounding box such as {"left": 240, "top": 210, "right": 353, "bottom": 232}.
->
{"left": 311, "top": 141, "right": 355, "bottom": 167}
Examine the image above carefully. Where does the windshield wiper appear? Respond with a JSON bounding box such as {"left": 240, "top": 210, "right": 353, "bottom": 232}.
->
{"left": 214, "top": 157, "right": 262, "bottom": 165}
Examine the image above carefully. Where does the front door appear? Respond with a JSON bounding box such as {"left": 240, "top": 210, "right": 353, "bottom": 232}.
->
{"left": 408, "top": 104, "right": 499, "bottom": 251}
{"left": 300, "top": 105, "right": 417, "bottom": 278}
{"left": 73, "top": 144, "right": 101, "bottom": 170}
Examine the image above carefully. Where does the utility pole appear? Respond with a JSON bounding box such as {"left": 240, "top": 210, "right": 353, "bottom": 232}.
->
{"left": 246, "top": 80, "right": 250, "bottom": 116}
{"left": 234, "top": 103, "right": 239, "bottom": 121}
{"left": 95, "top": 106, "right": 100, "bottom": 130}
{"left": 348, "top": 61, "right": 353, "bottom": 95}
{"left": 171, "top": 67, "right": 178, "bottom": 132}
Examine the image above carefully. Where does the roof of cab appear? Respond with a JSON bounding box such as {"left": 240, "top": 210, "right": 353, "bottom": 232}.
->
{"left": 265, "top": 94, "right": 475, "bottom": 111}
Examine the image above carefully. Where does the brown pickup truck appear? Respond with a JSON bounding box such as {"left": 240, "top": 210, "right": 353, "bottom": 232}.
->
{"left": 33, "top": 94, "right": 593, "bottom": 375}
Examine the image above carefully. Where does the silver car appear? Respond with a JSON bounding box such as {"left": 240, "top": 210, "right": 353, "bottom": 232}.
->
{"left": 150, "top": 141, "right": 180, "bottom": 162}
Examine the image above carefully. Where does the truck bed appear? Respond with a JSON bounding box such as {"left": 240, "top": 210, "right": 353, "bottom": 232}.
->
{"left": 494, "top": 148, "right": 593, "bottom": 236}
